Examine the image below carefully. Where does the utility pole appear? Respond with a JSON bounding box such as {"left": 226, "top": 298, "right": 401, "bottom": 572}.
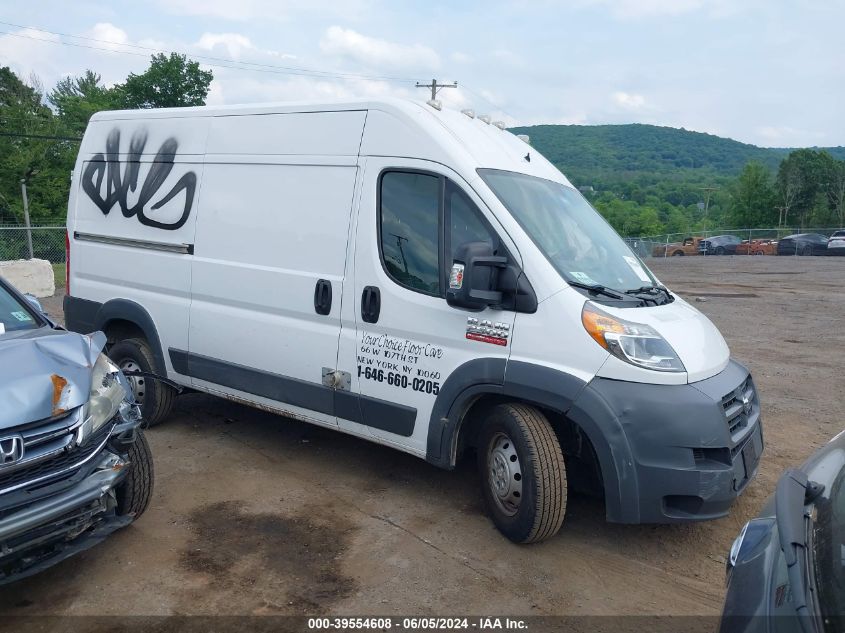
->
{"left": 415, "top": 79, "right": 457, "bottom": 101}
{"left": 19, "top": 178, "right": 34, "bottom": 260}
{"left": 391, "top": 233, "right": 409, "bottom": 275}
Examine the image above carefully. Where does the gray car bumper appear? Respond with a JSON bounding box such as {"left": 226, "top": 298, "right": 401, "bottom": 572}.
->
{"left": 569, "top": 359, "right": 763, "bottom": 523}
{"left": 0, "top": 448, "right": 131, "bottom": 585}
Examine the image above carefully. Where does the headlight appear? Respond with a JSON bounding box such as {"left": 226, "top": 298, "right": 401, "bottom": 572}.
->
{"left": 84, "top": 353, "right": 131, "bottom": 433}
{"left": 581, "top": 303, "right": 686, "bottom": 372}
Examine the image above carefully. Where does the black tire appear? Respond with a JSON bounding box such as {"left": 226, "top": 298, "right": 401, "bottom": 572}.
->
{"left": 715, "top": 246, "right": 726, "bottom": 255}
{"left": 478, "top": 404, "right": 567, "bottom": 543}
{"left": 116, "top": 430, "right": 154, "bottom": 519}
{"left": 108, "top": 338, "right": 176, "bottom": 427}
{"left": 672, "top": 250, "right": 684, "bottom": 257}
{"left": 801, "top": 245, "right": 813, "bottom": 256}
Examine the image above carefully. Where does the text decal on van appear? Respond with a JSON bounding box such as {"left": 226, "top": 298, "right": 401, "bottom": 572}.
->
{"left": 81, "top": 129, "right": 197, "bottom": 231}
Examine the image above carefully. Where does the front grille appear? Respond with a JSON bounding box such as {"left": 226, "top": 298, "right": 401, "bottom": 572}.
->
{"left": 0, "top": 412, "right": 113, "bottom": 496}
{"left": 721, "top": 377, "right": 756, "bottom": 436}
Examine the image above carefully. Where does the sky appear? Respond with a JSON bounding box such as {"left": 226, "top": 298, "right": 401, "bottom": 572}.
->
{"left": 1, "top": 0, "right": 843, "bottom": 147}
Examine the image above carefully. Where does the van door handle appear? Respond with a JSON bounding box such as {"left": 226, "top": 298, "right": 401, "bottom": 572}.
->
{"left": 314, "top": 279, "right": 332, "bottom": 315}
{"left": 361, "top": 286, "right": 380, "bottom": 323}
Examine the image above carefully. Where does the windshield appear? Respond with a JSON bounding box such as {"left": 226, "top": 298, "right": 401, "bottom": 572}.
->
{"left": 479, "top": 169, "right": 656, "bottom": 292}
{"left": 0, "top": 282, "right": 40, "bottom": 335}
{"left": 814, "top": 462, "right": 845, "bottom": 620}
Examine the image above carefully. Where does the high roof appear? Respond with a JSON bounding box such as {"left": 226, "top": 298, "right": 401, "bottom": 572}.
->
{"left": 88, "top": 98, "right": 571, "bottom": 186}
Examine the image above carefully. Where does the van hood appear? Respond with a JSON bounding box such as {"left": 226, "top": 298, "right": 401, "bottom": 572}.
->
{"left": 0, "top": 329, "right": 106, "bottom": 429}
{"left": 601, "top": 296, "right": 730, "bottom": 383}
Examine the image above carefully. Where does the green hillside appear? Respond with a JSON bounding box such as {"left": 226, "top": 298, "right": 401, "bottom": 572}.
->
{"left": 509, "top": 123, "right": 845, "bottom": 186}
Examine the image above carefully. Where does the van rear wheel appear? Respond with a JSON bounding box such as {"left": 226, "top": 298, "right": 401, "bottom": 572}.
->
{"left": 108, "top": 338, "right": 176, "bottom": 428}
{"left": 478, "top": 404, "right": 567, "bottom": 543}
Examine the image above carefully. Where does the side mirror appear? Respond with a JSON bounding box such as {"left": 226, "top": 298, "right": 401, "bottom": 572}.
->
{"left": 446, "top": 241, "right": 507, "bottom": 311}
{"left": 24, "top": 293, "right": 45, "bottom": 314}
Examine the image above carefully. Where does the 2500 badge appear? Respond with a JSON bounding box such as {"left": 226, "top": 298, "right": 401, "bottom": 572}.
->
{"left": 357, "top": 366, "right": 440, "bottom": 395}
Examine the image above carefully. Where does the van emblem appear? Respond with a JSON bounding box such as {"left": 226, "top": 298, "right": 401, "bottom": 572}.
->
{"left": 741, "top": 395, "right": 752, "bottom": 415}
{"left": 81, "top": 128, "right": 197, "bottom": 231}
{"left": 0, "top": 435, "right": 24, "bottom": 466}
{"left": 466, "top": 317, "right": 509, "bottom": 346}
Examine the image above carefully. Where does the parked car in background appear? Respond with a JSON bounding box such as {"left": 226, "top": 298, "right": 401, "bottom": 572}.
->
{"left": 826, "top": 230, "right": 845, "bottom": 255}
{"left": 735, "top": 239, "right": 778, "bottom": 256}
{"left": 720, "top": 429, "right": 845, "bottom": 632}
{"left": 652, "top": 236, "right": 705, "bottom": 256}
{"left": 699, "top": 235, "right": 742, "bottom": 255}
{"left": 0, "top": 276, "right": 153, "bottom": 585}
{"left": 777, "top": 233, "right": 829, "bottom": 256}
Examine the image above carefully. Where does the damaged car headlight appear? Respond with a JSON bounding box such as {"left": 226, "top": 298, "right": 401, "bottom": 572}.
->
{"left": 581, "top": 303, "right": 686, "bottom": 372}
{"left": 79, "top": 354, "right": 136, "bottom": 441}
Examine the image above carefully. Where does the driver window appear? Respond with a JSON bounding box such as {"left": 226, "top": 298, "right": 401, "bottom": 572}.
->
{"left": 447, "top": 181, "right": 498, "bottom": 261}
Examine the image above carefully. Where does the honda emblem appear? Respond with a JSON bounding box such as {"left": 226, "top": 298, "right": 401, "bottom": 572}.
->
{"left": 0, "top": 435, "right": 24, "bottom": 466}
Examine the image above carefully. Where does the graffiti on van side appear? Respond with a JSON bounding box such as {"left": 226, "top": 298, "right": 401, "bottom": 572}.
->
{"left": 81, "top": 128, "right": 197, "bottom": 231}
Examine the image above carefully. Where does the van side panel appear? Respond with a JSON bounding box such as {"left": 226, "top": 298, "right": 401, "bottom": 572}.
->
{"left": 68, "top": 117, "right": 209, "bottom": 380}
{"left": 187, "top": 111, "right": 365, "bottom": 424}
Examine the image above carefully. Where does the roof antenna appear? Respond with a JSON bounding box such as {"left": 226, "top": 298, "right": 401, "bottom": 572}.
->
{"left": 524, "top": 153, "right": 531, "bottom": 162}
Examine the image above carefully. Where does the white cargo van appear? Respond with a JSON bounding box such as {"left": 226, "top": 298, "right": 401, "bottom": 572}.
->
{"left": 64, "top": 98, "right": 763, "bottom": 543}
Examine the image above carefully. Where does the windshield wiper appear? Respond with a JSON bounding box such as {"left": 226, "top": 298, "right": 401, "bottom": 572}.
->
{"left": 626, "top": 285, "right": 673, "bottom": 300}
{"left": 567, "top": 281, "right": 625, "bottom": 300}
{"left": 776, "top": 468, "right": 825, "bottom": 633}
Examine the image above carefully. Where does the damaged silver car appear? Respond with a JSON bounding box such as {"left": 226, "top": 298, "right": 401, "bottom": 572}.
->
{"left": 0, "top": 276, "right": 153, "bottom": 584}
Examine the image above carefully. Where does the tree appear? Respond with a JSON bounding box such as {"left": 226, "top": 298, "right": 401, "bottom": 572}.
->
{"left": 776, "top": 149, "right": 837, "bottom": 228}
{"left": 775, "top": 156, "right": 802, "bottom": 227}
{"left": 827, "top": 160, "right": 845, "bottom": 228}
{"left": 117, "top": 53, "right": 213, "bottom": 109}
{"left": 0, "top": 67, "right": 66, "bottom": 225}
{"left": 731, "top": 162, "right": 776, "bottom": 227}
{"left": 48, "top": 70, "right": 120, "bottom": 136}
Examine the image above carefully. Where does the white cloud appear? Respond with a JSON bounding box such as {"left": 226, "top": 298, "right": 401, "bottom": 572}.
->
{"left": 0, "top": 28, "right": 63, "bottom": 83}
{"left": 87, "top": 23, "right": 129, "bottom": 49}
{"left": 195, "top": 33, "right": 255, "bottom": 59}
{"left": 319, "top": 26, "right": 440, "bottom": 71}
{"left": 612, "top": 91, "right": 646, "bottom": 109}
{"left": 451, "top": 52, "right": 472, "bottom": 64}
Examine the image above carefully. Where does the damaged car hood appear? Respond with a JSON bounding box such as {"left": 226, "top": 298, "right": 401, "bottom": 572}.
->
{"left": 0, "top": 329, "right": 106, "bottom": 429}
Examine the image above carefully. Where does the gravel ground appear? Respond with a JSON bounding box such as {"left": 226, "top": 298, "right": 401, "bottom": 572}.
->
{"left": 2, "top": 256, "right": 842, "bottom": 618}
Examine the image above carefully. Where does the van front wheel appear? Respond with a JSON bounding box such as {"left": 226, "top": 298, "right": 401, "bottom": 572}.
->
{"left": 108, "top": 338, "right": 176, "bottom": 427}
{"left": 478, "top": 404, "right": 567, "bottom": 543}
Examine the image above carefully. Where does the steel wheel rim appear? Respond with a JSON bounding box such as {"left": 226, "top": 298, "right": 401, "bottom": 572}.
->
{"left": 117, "top": 358, "right": 146, "bottom": 406}
{"left": 487, "top": 432, "right": 523, "bottom": 517}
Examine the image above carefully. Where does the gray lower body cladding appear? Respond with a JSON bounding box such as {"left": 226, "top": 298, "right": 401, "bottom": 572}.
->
{"left": 570, "top": 359, "right": 763, "bottom": 523}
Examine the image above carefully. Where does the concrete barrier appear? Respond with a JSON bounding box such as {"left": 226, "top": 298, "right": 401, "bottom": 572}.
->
{"left": 0, "top": 259, "right": 56, "bottom": 298}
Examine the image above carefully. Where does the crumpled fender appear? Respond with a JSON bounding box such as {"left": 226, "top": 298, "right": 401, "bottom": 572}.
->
{"left": 0, "top": 330, "right": 107, "bottom": 429}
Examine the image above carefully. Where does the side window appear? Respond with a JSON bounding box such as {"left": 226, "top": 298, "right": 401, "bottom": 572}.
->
{"left": 380, "top": 171, "right": 441, "bottom": 295}
{"left": 447, "top": 181, "right": 498, "bottom": 261}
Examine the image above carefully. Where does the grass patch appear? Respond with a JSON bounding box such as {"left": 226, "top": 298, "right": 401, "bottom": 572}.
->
{"left": 52, "top": 263, "right": 66, "bottom": 288}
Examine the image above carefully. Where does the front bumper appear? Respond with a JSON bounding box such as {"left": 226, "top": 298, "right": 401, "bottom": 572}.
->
{"left": 573, "top": 359, "right": 763, "bottom": 523}
{"left": 0, "top": 407, "right": 142, "bottom": 585}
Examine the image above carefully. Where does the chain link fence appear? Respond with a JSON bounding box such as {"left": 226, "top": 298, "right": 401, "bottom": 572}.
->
{"left": 0, "top": 226, "right": 67, "bottom": 263}
{"left": 0, "top": 226, "right": 67, "bottom": 288}
{"left": 625, "top": 227, "right": 844, "bottom": 259}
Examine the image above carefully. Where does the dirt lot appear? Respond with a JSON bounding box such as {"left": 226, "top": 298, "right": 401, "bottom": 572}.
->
{"left": 1, "top": 256, "right": 843, "bottom": 617}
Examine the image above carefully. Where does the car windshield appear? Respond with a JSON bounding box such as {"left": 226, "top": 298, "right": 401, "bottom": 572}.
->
{"left": 0, "top": 282, "right": 40, "bottom": 335}
{"left": 479, "top": 169, "right": 656, "bottom": 292}
{"left": 813, "top": 461, "right": 845, "bottom": 620}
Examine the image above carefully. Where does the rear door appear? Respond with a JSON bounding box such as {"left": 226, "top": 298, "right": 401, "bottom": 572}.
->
{"left": 186, "top": 111, "right": 365, "bottom": 426}
{"left": 337, "top": 158, "right": 518, "bottom": 455}
{"left": 70, "top": 117, "right": 208, "bottom": 379}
